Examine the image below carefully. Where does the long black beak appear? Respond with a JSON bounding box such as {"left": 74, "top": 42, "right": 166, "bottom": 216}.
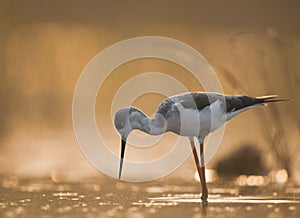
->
{"left": 118, "top": 139, "right": 127, "bottom": 179}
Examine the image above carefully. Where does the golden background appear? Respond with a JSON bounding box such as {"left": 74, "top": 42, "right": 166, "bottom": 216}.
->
{"left": 0, "top": 0, "right": 299, "bottom": 181}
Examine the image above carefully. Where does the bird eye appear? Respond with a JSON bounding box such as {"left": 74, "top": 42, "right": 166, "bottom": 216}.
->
{"left": 115, "top": 121, "right": 124, "bottom": 130}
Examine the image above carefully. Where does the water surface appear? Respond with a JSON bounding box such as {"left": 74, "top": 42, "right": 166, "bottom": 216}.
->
{"left": 0, "top": 176, "right": 299, "bottom": 217}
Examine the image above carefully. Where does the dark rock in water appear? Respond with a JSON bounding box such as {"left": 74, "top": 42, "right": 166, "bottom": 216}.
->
{"left": 215, "top": 144, "right": 268, "bottom": 177}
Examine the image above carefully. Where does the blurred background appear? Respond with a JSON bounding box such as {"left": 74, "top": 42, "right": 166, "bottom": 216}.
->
{"left": 0, "top": 0, "right": 299, "bottom": 184}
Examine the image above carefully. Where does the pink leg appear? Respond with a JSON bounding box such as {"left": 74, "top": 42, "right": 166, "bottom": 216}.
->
{"left": 190, "top": 138, "right": 208, "bottom": 202}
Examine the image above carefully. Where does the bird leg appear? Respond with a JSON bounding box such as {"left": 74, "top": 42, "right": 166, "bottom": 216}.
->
{"left": 190, "top": 138, "right": 208, "bottom": 202}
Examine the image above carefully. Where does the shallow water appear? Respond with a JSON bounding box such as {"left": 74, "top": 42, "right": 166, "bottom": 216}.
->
{"left": 0, "top": 176, "right": 299, "bottom": 217}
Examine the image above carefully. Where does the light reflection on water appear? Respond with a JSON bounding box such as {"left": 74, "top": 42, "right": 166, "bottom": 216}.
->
{"left": 0, "top": 177, "right": 299, "bottom": 218}
{"left": 148, "top": 195, "right": 300, "bottom": 204}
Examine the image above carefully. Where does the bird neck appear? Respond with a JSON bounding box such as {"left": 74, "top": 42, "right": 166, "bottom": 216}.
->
{"left": 149, "top": 113, "right": 167, "bottom": 135}
{"left": 130, "top": 110, "right": 167, "bottom": 136}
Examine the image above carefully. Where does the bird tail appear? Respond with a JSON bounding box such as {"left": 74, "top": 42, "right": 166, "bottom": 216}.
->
{"left": 256, "top": 95, "right": 292, "bottom": 104}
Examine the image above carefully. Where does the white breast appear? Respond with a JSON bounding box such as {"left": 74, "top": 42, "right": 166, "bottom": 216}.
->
{"left": 174, "top": 100, "right": 227, "bottom": 137}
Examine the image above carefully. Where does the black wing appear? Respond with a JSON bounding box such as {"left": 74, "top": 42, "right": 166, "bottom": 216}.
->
{"left": 157, "top": 92, "right": 281, "bottom": 118}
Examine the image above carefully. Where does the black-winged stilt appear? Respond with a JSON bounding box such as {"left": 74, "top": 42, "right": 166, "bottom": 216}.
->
{"left": 114, "top": 92, "right": 288, "bottom": 202}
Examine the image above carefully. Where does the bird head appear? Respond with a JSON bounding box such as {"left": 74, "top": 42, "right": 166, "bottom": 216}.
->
{"left": 114, "top": 107, "right": 133, "bottom": 140}
{"left": 114, "top": 107, "right": 150, "bottom": 179}
{"left": 114, "top": 107, "right": 132, "bottom": 180}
